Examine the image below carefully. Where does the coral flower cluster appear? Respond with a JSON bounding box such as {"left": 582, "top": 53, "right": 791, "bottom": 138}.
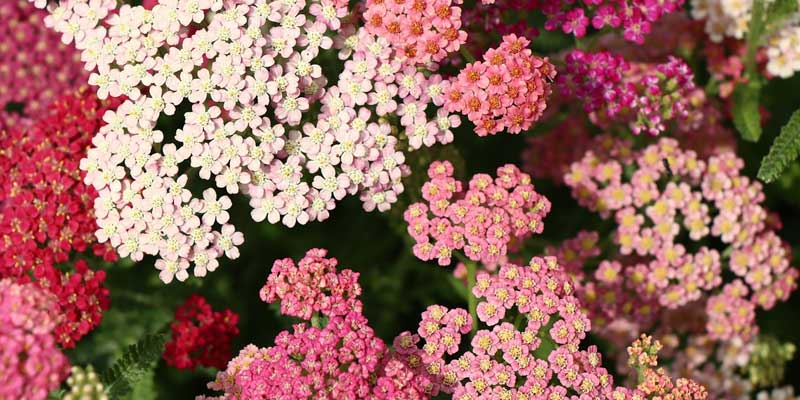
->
{"left": 201, "top": 248, "right": 425, "bottom": 399}
{"left": 405, "top": 161, "right": 551, "bottom": 266}
{"left": 566, "top": 138, "right": 798, "bottom": 342}
{"left": 163, "top": 294, "right": 239, "bottom": 370}
{"left": 0, "top": 88, "right": 119, "bottom": 347}
{"left": 31, "top": 0, "right": 466, "bottom": 282}
{"left": 0, "top": 0, "right": 86, "bottom": 130}
{"left": 0, "top": 279, "right": 70, "bottom": 400}
{"left": 560, "top": 50, "right": 702, "bottom": 136}
{"left": 445, "top": 34, "right": 555, "bottom": 136}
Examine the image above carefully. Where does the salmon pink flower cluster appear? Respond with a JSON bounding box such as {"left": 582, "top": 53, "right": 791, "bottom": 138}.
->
{"left": 566, "top": 138, "right": 798, "bottom": 342}
{"left": 201, "top": 248, "right": 426, "bottom": 399}
{"left": 0, "top": 88, "right": 119, "bottom": 347}
{"left": 163, "top": 294, "right": 239, "bottom": 370}
{"left": 405, "top": 161, "right": 551, "bottom": 266}
{"left": 560, "top": 50, "right": 701, "bottom": 136}
{"left": 444, "top": 34, "right": 556, "bottom": 136}
{"left": 0, "top": 279, "right": 70, "bottom": 400}
{"left": 30, "top": 0, "right": 468, "bottom": 283}
{"left": 0, "top": 0, "right": 86, "bottom": 130}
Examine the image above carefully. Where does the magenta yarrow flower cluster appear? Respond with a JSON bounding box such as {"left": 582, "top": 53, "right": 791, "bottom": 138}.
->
{"left": 539, "top": 0, "right": 685, "bottom": 44}
{"left": 0, "top": 279, "right": 70, "bottom": 400}
{"left": 566, "top": 138, "right": 798, "bottom": 342}
{"left": 560, "top": 50, "right": 702, "bottom": 136}
{"left": 0, "top": 0, "right": 86, "bottom": 130}
{"left": 405, "top": 161, "right": 551, "bottom": 266}
{"left": 32, "top": 0, "right": 461, "bottom": 283}
{"left": 444, "top": 34, "right": 556, "bottom": 136}
{"left": 200, "top": 248, "right": 426, "bottom": 399}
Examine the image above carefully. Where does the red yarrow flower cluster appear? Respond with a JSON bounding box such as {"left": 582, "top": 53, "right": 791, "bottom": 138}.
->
{"left": 0, "top": 279, "right": 70, "bottom": 400}
{"left": 201, "top": 249, "right": 426, "bottom": 399}
{"left": 445, "top": 34, "right": 556, "bottom": 136}
{"left": 405, "top": 161, "right": 551, "bottom": 266}
{"left": 0, "top": 87, "right": 122, "bottom": 347}
{"left": 0, "top": 0, "right": 87, "bottom": 130}
{"left": 538, "top": 0, "right": 685, "bottom": 44}
{"left": 164, "top": 294, "right": 239, "bottom": 370}
{"left": 363, "top": 0, "right": 469, "bottom": 66}
{"left": 260, "top": 248, "right": 362, "bottom": 320}
{"left": 560, "top": 50, "right": 701, "bottom": 136}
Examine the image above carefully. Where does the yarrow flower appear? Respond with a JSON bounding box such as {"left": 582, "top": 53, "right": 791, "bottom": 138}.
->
{"left": 405, "top": 160, "right": 551, "bottom": 266}
{"left": 260, "top": 248, "right": 362, "bottom": 320}
{"left": 32, "top": 0, "right": 461, "bottom": 282}
{"left": 445, "top": 34, "right": 555, "bottom": 136}
{"left": 63, "top": 365, "right": 108, "bottom": 400}
{"left": 565, "top": 137, "right": 798, "bottom": 342}
{"left": 0, "top": 0, "right": 86, "bottom": 130}
{"left": 200, "top": 249, "right": 426, "bottom": 399}
{"left": 0, "top": 279, "right": 70, "bottom": 400}
{"left": 163, "top": 294, "right": 239, "bottom": 370}
{"left": 0, "top": 88, "right": 118, "bottom": 348}
{"left": 537, "top": 0, "right": 685, "bottom": 43}
{"left": 559, "top": 50, "right": 702, "bottom": 136}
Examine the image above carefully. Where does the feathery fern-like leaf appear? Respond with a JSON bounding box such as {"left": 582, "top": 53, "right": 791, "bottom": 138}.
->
{"left": 101, "top": 329, "right": 169, "bottom": 399}
{"left": 758, "top": 109, "right": 800, "bottom": 183}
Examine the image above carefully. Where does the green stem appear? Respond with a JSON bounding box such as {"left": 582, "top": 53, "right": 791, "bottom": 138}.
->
{"left": 466, "top": 260, "right": 478, "bottom": 333}
{"left": 311, "top": 312, "right": 322, "bottom": 329}
{"left": 459, "top": 45, "right": 477, "bottom": 64}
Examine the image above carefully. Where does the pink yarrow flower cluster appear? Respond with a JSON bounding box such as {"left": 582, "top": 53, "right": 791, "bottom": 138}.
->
{"left": 565, "top": 138, "right": 798, "bottom": 342}
{"left": 405, "top": 161, "right": 551, "bottom": 266}
{"left": 0, "top": 279, "right": 70, "bottom": 400}
{"left": 32, "top": 0, "right": 460, "bottom": 283}
{"left": 538, "top": 0, "right": 685, "bottom": 43}
{"left": 199, "top": 249, "right": 426, "bottom": 399}
{"left": 445, "top": 34, "right": 556, "bottom": 136}
{"left": 560, "top": 50, "right": 702, "bottom": 136}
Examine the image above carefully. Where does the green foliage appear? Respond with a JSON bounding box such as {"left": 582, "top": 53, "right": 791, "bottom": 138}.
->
{"left": 758, "top": 109, "right": 800, "bottom": 182}
{"left": 733, "top": 82, "right": 763, "bottom": 142}
{"left": 101, "top": 329, "right": 169, "bottom": 399}
{"left": 765, "top": 0, "right": 799, "bottom": 30}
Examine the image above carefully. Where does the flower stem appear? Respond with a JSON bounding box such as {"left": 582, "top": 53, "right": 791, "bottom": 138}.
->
{"left": 466, "top": 260, "right": 478, "bottom": 333}
{"left": 459, "top": 45, "right": 477, "bottom": 64}
{"left": 311, "top": 312, "right": 322, "bottom": 328}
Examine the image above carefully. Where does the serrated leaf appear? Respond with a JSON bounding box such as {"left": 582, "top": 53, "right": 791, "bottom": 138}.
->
{"left": 732, "top": 82, "right": 763, "bottom": 142}
{"left": 758, "top": 109, "right": 800, "bottom": 183}
{"left": 101, "top": 329, "right": 169, "bottom": 399}
{"left": 766, "top": 0, "right": 799, "bottom": 28}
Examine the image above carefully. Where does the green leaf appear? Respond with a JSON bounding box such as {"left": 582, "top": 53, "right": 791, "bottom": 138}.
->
{"left": 765, "top": 0, "right": 799, "bottom": 28}
{"left": 101, "top": 329, "right": 169, "bottom": 399}
{"left": 732, "top": 82, "right": 763, "bottom": 142}
{"left": 758, "top": 109, "right": 800, "bottom": 183}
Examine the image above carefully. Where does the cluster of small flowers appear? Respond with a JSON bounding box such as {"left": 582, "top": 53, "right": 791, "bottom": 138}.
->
{"left": 0, "top": 88, "right": 118, "bottom": 347}
{"left": 560, "top": 50, "right": 702, "bottom": 136}
{"left": 691, "top": 0, "right": 800, "bottom": 78}
{"left": 623, "top": 335, "right": 709, "bottom": 399}
{"left": 259, "top": 248, "right": 362, "bottom": 320}
{"left": 32, "top": 0, "right": 462, "bottom": 283}
{"left": 200, "top": 249, "right": 425, "bottom": 399}
{"left": 595, "top": 13, "right": 703, "bottom": 63}
{"left": 757, "top": 386, "right": 800, "bottom": 400}
{"left": 444, "top": 34, "right": 555, "bottom": 136}
{"left": 523, "top": 120, "right": 601, "bottom": 185}
{"left": 163, "top": 294, "right": 239, "bottom": 370}
{"left": 393, "top": 256, "right": 620, "bottom": 398}
{"left": 537, "top": 0, "right": 684, "bottom": 43}
{"left": 0, "top": 0, "right": 86, "bottom": 130}
{"left": 405, "top": 161, "right": 551, "bottom": 266}
{"left": 459, "top": 0, "right": 541, "bottom": 61}
{"left": 0, "top": 279, "right": 70, "bottom": 400}
{"left": 63, "top": 365, "right": 108, "bottom": 400}
{"left": 565, "top": 138, "right": 798, "bottom": 341}
{"left": 544, "top": 230, "right": 601, "bottom": 281}
{"left": 363, "top": 0, "right": 472, "bottom": 66}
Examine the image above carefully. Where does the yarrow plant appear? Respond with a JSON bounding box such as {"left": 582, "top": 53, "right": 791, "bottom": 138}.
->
{"left": 0, "top": 87, "right": 118, "bottom": 347}
{"left": 0, "top": 0, "right": 86, "bottom": 130}
{"left": 31, "top": 0, "right": 468, "bottom": 283}
{"left": 0, "top": 279, "right": 70, "bottom": 400}
{"left": 444, "top": 34, "right": 555, "bottom": 136}
{"left": 559, "top": 50, "right": 703, "bottom": 136}
{"left": 404, "top": 161, "right": 551, "bottom": 266}
{"left": 565, "top": 137, "right": 798, "bottom": 342}
{"left": 200, "top": 248, "right": 426, "bottom": 399}
{"left": 163, "top": 294, "right": 239, "bottom": 370}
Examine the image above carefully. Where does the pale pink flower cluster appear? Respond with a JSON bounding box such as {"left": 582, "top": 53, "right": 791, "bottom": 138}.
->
{"left": 0, "top": 279, "right": 70, "bottom": 400}
{"left": 565, "top": 137, "right": 798, "bottom": 342}
{"left": 32, "top": 0, "right": 459, "bottom": 282}
{"left": 405, "top": 161, "right": 551, "bottom": 266}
